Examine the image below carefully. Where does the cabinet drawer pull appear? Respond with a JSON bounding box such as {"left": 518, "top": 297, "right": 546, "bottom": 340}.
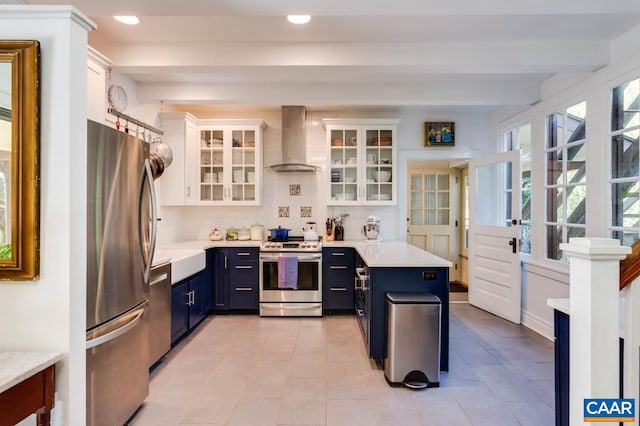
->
{"left": 330, "top": 265, "right": 347, "bottom": 270}
{"left": 237, "top": 252, "right": 252, "bottom": 256}
{"left": 331, "top": 252, "right": 345, "bottom": 256}
{"left": 235, "top": 287, "right": 253, "bottom": 291}
{"left": 330, "top": 287, "right": 347, "bottom": 292}
{"left": 235, "top": 265, "right": 253, "bottom": 269}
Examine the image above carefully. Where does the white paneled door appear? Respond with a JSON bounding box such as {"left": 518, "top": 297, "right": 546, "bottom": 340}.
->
{"left": 469, "top": 151, "right": 521, "bottom": 324}
{"left": 407, "top": 169, "right": 458, "bottom": 281}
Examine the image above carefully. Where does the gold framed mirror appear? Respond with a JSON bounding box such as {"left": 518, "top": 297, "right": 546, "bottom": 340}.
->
{"left": 0, "top": 40, "right": 40, "bottom": 280}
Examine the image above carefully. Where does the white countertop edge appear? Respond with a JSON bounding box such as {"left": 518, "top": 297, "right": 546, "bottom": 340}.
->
{"left": 159, "top": 239, "right": 451, "bottom": 268}
{"left": 547, "top": 298, "right": 570, "bottom": 315}
{"left": 0, "top": 352, "right": 62, "bottom": 394}
{"left": 547, "top": 297, "right": 625, "bottom": 338}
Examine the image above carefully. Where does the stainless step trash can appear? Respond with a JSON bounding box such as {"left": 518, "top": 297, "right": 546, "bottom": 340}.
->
{"left": 384, "top": 292, "right": 441, "bottom": 389}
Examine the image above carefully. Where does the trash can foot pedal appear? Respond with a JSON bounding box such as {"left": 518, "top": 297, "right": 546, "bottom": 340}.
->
{"left": 403, "top": 370, "right": 439, "bottom": 390}
{"left": 404, "top": 381, "right": 428, "bottom": 390}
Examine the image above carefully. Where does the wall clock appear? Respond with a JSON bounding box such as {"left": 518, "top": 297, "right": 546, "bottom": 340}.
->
{"left": 107, "top": 84, "right": 128, "bottom": 112}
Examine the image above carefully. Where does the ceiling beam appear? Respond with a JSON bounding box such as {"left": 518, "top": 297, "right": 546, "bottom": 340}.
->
{"left": 136, "top": 79, "right": 541, "bottom": 106}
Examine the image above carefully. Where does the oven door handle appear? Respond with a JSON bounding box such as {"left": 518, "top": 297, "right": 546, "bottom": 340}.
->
{"left": 260, "top": 254, "right": 322, "bottom": 262}
{"left": 261, "top": 303, "right": 320, "bottom": 311}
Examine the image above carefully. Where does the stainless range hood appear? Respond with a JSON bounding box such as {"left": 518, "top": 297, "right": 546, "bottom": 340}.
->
{"left": 269, "top": 106, "right": 318, "bottom": 172}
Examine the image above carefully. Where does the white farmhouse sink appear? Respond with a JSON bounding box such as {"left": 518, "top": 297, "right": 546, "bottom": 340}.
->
{"left": 152, "top": 249, "right": 206, "bottom": 284}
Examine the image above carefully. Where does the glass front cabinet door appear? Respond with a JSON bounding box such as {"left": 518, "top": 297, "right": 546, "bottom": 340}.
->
{"left": 324, "top": 119, "right": 398, "bottom": 206}
{"left": 197, "top": 120, "right": 264, "bottom": 205}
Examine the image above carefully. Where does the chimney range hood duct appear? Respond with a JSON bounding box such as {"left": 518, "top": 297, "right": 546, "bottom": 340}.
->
{"left": 269, "top": 106, "right": 318, "bottom": 172}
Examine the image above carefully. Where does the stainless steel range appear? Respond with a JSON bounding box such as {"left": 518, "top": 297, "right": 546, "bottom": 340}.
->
{"left": 259, "top": 237, "right": 322, "bottom": 316}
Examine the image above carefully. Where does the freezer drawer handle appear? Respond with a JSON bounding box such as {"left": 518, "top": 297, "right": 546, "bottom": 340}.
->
{"left": 149, "top": 272, "right": 168, "bottom": 285}
{"left": 86, "top": 308, "right": 145, "bottom": 350}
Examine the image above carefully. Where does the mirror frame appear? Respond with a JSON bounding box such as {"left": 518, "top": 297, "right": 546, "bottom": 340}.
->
{"left": 0, "top": 40, "right": 40, "bottom": 280}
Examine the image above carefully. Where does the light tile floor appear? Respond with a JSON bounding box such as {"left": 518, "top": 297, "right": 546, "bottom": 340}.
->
{"left": 129, "top": 303, "right": 555, "bottom": 426}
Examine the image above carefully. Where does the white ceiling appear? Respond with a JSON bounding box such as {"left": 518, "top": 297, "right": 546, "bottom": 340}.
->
{"left": 21, "top": 0, "right": 640, "bottom": 110}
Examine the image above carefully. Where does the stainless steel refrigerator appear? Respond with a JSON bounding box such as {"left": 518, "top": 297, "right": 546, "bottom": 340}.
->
{"left": 86, "top": 120, "right": 157, "bottom": 426}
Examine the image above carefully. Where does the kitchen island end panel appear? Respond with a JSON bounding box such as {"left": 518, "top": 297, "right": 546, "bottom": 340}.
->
{"left": 368, "top": 266, "right": 449, "bottom": 371}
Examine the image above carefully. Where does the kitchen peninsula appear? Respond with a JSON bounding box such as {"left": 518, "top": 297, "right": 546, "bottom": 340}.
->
{"left": 157, "top": 239, "right": 452, "bottom": 370}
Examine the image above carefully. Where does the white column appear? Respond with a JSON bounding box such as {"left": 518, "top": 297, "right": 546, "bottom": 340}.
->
{"left": 560, "top": 238, "right": 631, "bottom": 426}
{"left": 623, "top": 278, "right": 639, "bottom": 412}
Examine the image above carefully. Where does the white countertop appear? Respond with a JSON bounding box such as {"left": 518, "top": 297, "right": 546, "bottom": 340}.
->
{"left": 158, "top": 240, "right": 261, "bottom": 251}
{"left": 325, "top": 240, "right": 452, "bottom": 268}
{"left": 159, "top": 239, "right": 451, "bottom": 268}
{"left": 0, "top": 352, "right": 62, "bottom": 394}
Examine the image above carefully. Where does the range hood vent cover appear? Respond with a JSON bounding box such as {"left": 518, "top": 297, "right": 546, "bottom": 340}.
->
{"left": 269, "top": 106, "right": 318, "bottom": 172}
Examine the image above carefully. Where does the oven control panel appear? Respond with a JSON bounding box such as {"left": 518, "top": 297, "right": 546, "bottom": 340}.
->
{"left": 260, "top": 241, "right": 322, "bottom": 252}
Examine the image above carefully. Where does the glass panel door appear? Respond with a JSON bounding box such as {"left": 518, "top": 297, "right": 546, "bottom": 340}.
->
{"left": 231, "top": 129, "right": 256, "bottom": 202}
{"left": 329, "top": 128, "right": 359, "bottom": 202}
{"left": 365, "top": 129, "right": 393, "bottom": 202}
{"left": 199, "top": 129, "right": 224, "bottom": 202}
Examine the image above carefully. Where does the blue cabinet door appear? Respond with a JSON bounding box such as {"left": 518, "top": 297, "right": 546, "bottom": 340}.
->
{"left": 171, "top": 280, "right": 189, "bottom": 345}
{"left": 189, "top": 271, "right": 209, "bottom": 327}
{"left": 554, "top": 309, "right": 569, "bottom": 426}
{"left": 228, "top": 248, "right": 259, "bottom": 310}
{"left": 322, "top": 248, "right": 355, "bottom": 311}
{"left": 213, "top": 249, "right": 229, "bottom": 310}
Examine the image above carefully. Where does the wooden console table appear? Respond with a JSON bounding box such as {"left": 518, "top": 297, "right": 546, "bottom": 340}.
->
{"left": 0, "top": 352, "right": 61, "bottom": 426}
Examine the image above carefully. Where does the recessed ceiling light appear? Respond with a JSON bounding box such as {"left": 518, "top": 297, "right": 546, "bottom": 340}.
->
{"left": 113, "top": 16, "right": 140, "bottom": 25}
{"left": 287, "top": 15, "right": 311, "bottom": 25}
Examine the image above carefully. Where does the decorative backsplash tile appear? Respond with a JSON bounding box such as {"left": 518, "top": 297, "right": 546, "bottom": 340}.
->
{"left": 289, "top": 184, "right": 301, "bottom": 196}
{"left": 300, "top": 206, "right": 312, "bottom": 217}
{"left": 278, "top": 206, "right": 290, "bottom": 218}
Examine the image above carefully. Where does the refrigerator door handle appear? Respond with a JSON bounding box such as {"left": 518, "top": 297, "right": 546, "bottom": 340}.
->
{"left": 86, "top": 307, "right": 145, "bottom": 350}
{"left": 141, "top": 159, "right": 158, "bottom": 282}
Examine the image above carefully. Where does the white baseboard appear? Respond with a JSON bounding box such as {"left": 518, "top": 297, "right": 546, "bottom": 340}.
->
{"left": 522, "top": 310, "right": 554, "bottom": 341}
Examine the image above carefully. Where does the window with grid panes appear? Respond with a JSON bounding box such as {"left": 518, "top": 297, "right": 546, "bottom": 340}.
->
{"left": 410, "top": 173, "right": 450, "bottom": 225}
{"left": 610, "top": 77, "right": 640, "bottom": 246}
{"left": 545, "top": 102, "right": 587, "bottom": 262}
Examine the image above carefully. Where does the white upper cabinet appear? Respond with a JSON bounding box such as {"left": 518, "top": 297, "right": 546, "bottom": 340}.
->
{"left": 87, "top": 47, "right": 111, "bottom": 125}
{"left": 196, "top": 120, "right": 264, "bottom": 205}
{"left": 323, "top": 119, "right": 398, "bottom": 206}
{"left": 159, "top": 113, "right": 264, "bottom": 206}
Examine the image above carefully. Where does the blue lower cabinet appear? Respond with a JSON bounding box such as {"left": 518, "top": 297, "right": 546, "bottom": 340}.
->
{"left": 213, "top": 249, "right": 229, "bottom": 310}
{"left": 170, "top": 252, "right": 213, "bottom": 345}
{"left": 322, "top": 248, "right": 355, "bottom": 312}
{"left": 189, "top": 271, "right": 210, "bottom": 326}
{"left": 554, "top": 310, "right": 569, "bottom": 426}
{"left": 170, "top": 280, "right": 189, "bottom": 344}
{"left": 553, "top": 310, "right": 624, "bottom": 426}
{"left": 213, "top": 247, "right": 259, "bottom": 311}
